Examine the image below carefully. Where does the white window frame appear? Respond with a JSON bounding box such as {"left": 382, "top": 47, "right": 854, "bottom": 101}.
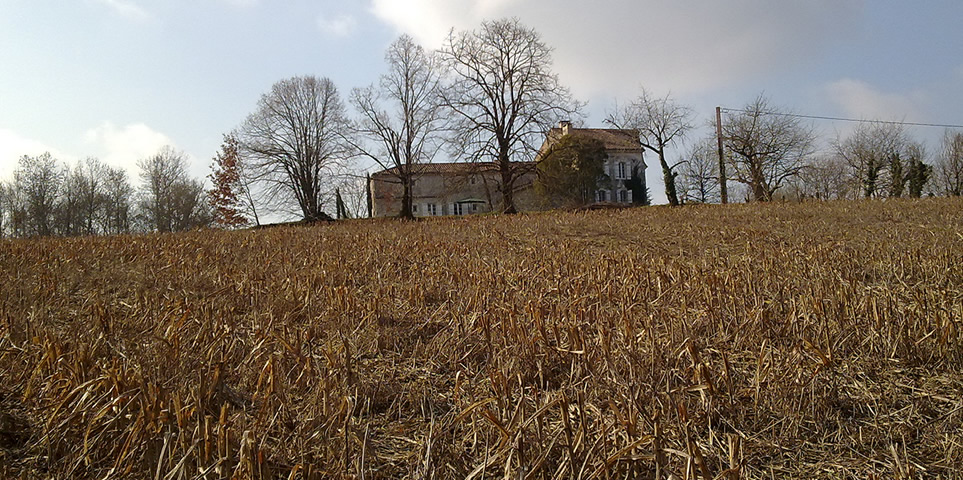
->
{"left": 426, "top": 203, "right": 437, "bottom": 216}
{"left": 618, "top": 161, "right": 627, "bottom": 180}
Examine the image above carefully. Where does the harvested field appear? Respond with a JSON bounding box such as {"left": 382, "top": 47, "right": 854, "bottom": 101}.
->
{"left": 1, "top": 198, "right": 962, "bottom": 479}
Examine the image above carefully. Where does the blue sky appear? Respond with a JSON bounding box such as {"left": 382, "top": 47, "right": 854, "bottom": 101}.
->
{"left": 2, "top": 0, "right": 962, "bottom": 204}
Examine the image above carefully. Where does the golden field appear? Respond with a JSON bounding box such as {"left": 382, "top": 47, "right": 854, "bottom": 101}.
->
{"left": 1, "top": 198, "right": 962, "bottom": 479}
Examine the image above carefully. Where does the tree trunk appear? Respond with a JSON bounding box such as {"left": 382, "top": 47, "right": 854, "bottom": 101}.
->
{"left": 501, "top": 168, "right": 517, "bottom": 213}
{"left": 399, "top": 173, "right": 414, "bottom": 220}
{"left": 751, "top": 163, "right": 767, "bottom": 202}
{"left": 498, "top": 147, "right": 518, "bottom": 214}
{"left": 659, "top": 148, "right": 679, "bottom": 206}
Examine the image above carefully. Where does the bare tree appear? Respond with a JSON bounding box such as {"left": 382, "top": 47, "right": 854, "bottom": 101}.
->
{"left": 54, "top": 163, "right": 84, "bottom": 236}
{"left": 13, "top": 152, "right": 65, "bottom": 236}
{"left": 349, "top": 35, "right": 447, "bottom": 219}
{"left": 723, "top": 96, "right": 815, "bottom": 201}
{"left": 53, "top": 157, "right": 112, "bottom": 236}
{"left": 833, "top": 122, "right": 908, "bottom": 198}
{"left": 440, "top": 18, "right": 582, "bottom": 213}
{"left": 606, "top": 90, "right": 692, "bottom": 206}
{"left": 137, "top": 147, "right": 209, "bottom": 232}
{"left": 788, "top": 155, "right": 854, "bottom": 201}
{"left": 73, "top": 158, "right": 109, "bottom": 235}
{"left": 239, "top": 76, "right": 348, "bottom": 221}
{"left": 101, "top": 166, "right": 133, "bottom": 235}
{"left": 2, "top": 180, "right": 27, "bottom": 237}
{"left": 935, "top": 130, "right": 963, "bottom": 196}
{"left": 678, "top": 139, "right": 720, "bottom": 204}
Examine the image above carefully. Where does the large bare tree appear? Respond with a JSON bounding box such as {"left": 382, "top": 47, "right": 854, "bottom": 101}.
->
{"left": 678, "top": 139, "right": 720, "bottom": 204}
{"left": 240, "top": 76, "right": 348, "bottom": 221}
{"left": 440, "top": 18, "right": 581, "bottom": 213}
{"left": 723, "top": 96, "right": 815, "bottom": 202}
{"left": 349, "top": 35, "right": 446, "bottom": 219}
{"left": 606, "top": 89, "right": 692, "bottom": 206}
{"left": 936, "top": 130, "right": 963, "bottom": 196}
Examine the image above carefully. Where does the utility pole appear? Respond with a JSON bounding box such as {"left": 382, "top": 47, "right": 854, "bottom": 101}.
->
{"left": 716, "top": 106, "right": 728, "bottom": 204}
{"left": 365, "top": 173, "right": 373, "bottom": 218}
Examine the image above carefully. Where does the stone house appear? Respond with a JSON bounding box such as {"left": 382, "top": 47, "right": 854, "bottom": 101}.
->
{"left": 369, "top": 162, "right": 538, "bottom": 217}
{"left": 368, "top": 122, "right": 645, "bottom": 217}
{"left": 537, "top": 121, "right": 646, "bottom": 205}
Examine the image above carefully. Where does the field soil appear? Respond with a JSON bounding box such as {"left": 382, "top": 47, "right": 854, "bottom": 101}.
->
{"left": 1, "top": 198, "right": 962, "bottom": 478}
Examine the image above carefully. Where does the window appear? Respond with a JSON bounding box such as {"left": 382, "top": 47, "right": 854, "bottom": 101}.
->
{"left": 619, "top": 190, "right": 628, "bottom": 203}
{"left": 471, "top": 204, "right": 478, "bottom": 212}
{"left": 426, "top": 203, "right": 437, "bottom": 216}
{"left": 412, "top": 204, "right": 419, "bottom": 213}
{"left": 618, "top": 162, "right": 627, "bottom": 180}
{"left": 453, "top": 203, "right": 464, "bottom": 215}
{"left": 597, "top": 190, "right": 608, "bottom": 202}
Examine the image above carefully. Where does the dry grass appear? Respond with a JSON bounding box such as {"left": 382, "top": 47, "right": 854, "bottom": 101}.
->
{"left": 1, "top": 198, "right": 962, "bottom": 479}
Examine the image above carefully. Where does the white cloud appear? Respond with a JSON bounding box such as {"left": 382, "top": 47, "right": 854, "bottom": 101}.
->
{"left": 825, "top": 79, "right": 927, "bottom": 122}
{"left": 318, "top": 13, "right": 358, "bottom": 37}
{"left": 0, "top": 129, "right": 74, "bottom": 179}
{"left": 369, "top": 0, "right": 862, "bottom": 98}
{"left": 84, "top": 122, "right": 174, "bottom": 176}
{"left": 94, "top": 0, "right": 150, "bottom": 20}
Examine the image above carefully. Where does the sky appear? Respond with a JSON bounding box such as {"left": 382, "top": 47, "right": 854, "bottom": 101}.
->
{"left": 2, "top": 0, "right": 962, "bottom": 204}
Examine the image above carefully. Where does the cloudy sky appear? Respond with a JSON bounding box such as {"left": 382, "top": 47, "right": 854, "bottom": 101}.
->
{"left": 2, "top": 0, "right": 962, "bottom": 203}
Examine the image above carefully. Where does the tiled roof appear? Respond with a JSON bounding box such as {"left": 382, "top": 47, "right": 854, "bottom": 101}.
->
{"left": 371, "top": 161, "right": 535, "bottom": 178}
{"left": 546, "top": 127, "right": 643, "bottom": 152}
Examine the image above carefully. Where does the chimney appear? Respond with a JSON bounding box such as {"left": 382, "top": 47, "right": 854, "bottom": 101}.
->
{"left": 559, "top": 120, "right": 571, "bottom": 135}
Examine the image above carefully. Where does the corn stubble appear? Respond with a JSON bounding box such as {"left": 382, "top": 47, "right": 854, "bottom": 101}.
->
{"left": 1, "top": 198, "right": 962, "bottom": 479}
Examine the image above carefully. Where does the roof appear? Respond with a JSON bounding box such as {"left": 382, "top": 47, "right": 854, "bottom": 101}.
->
{"left": 547, "top": 127, "right": 642, "bottom": 152}
{"left": 371, "top": 161, "right": 535, "bottom": 178}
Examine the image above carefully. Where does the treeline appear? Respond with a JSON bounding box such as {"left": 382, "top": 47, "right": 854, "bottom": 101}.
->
{"left": 676, "top": 105, "right": 963, "bottom": 204}
{"left": 607, "top": 92, "right": 963, "bottom": 206}
{"left": 5, "top": 17, "right": 963, "bottom": 238}
{"left": 0, "top": 147, "right": 210, "bottom": 238}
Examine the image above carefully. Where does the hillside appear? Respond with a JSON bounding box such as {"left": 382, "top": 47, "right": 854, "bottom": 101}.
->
{"left": 1, "top": 198, "right": 962, "bottom": 479}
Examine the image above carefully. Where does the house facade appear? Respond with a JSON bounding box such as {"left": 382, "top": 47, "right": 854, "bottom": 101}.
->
{"left": 537, "top": 121, "right": 647, "bottom": 205}
{"left": 369, "top": 162, "right": 538, "bottom": 217}
{"left": 368, "top": 122, "right": 646, "bottom": 217}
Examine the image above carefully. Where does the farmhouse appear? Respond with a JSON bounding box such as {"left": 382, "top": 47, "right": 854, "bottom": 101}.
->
{"left": 538, "top": 121, "right": 647, "bottom": 204}
{"left": 368, "top": 122, "right": 646, "bottom": 217}
{"left": 368, "top": 161, "right": 539, "bottom": 217}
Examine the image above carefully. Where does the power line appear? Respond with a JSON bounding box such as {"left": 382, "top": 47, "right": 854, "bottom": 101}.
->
{"left": 717, "top": 107, "right": 963, "bottom": 130}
